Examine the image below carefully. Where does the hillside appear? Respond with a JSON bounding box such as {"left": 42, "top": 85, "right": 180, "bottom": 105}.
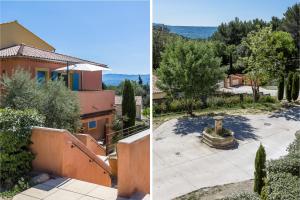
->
{"left": 103, "top": 74, "right": 150, "bottom": 86}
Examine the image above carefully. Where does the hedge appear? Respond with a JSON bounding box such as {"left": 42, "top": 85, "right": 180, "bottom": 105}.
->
{"left": 267, "top": 154, "right": 300, "bottom": 177}
{"left": 0, "top": 108, "right": 44, "bottom": 188}
{"left": 261, "top": 172, "right": 300, "bottom": 200}
{"left": 287, "top": 131, "right": 300, "bottom": 154}
{"left": 221, "top": 192, "right": 260, "bottom": 200}
{"left": 153, "top": 95, "right": 278, "bottom": 115}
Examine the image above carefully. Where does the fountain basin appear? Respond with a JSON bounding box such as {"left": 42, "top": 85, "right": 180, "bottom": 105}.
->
{"left": 202, "top": 127, "right": 236, "bottom": 149}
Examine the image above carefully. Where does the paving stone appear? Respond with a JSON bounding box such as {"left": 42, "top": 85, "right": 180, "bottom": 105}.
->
{"left": 59, "top": 179, "right": 98, "bottom": 195}
{"left": 21, "top": 184, "right": 58, "bottom": 199}
{"left": 13, "top": 194, "right": 39, "bottom": 200}
{"left": 87, "top": 185, "right": 118, "bottom": 200}
{"left": 43, "top": 177, "right": 71, "bottom": 187}
{"left": 44, "top": 189, "right": 83, "bottom": 200}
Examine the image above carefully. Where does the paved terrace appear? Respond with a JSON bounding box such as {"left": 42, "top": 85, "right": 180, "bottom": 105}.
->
{"left": 13, "top": 178, "right": 149, "bottom": 200}
{"left": 153, "top": 106, "right": 300, "bottom": 200}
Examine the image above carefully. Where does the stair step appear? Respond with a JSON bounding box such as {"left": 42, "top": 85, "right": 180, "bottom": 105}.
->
{"left": 97, "top": 155, "right": 110, "bottom": 166}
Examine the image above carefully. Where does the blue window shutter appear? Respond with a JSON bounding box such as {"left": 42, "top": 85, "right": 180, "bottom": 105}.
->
{"left": 88, "top": 121, "right": 97, "bottom": 129}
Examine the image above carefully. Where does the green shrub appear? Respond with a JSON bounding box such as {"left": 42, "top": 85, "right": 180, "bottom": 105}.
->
{"left": 254, "top": 144, "right": 266, "bottom": 195}
{"left": 1, "top": 70, "right": 81, "bottom": 133}
{"left": 221, "top": 192, "right": 260, "bottom": 200}
{"left": 259, "top": 96, "right": 277, "bottom": 103}
{"left": 207, "top": 96, "right": 226, "bottom": 107}
{"left": 286, "top": 72, "right": 293, "bottom": 102}
{"left": 0, "top": 108, "right": 44, "bottom": 188}
{"left": 277, "top": 75, "right": 285, "bottom": 101}
{"left": 244, "top": 95, "right": 254, "bottom": 103}
{"left": 142, "top": 107, "right": 150, "bottom": 118}
{"left": 262, "top": 172, "right": 300, "bottom": 200}
{"left": 169, "top": 99, "right": 185, "bottom": 112}
{"left": 0, "top": 69, "right": 41, "bottom": 110}
{"left": 267, "top": 155, "right": 300, "bottom": 177}
{"left": 291, "top": 73, "right": 299, "bottom": 101}
{"left": 40, "top": 79, "right": 81, "bottom": 132}
{"left": 287, "top": 131, "right": 300, "bottom": 154}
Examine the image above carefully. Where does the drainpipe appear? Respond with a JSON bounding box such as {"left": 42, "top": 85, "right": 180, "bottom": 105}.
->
{"left": 66, "top": 61, "right": 69, "bottom": 88}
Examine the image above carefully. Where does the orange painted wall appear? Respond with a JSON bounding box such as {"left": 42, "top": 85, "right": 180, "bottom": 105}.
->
{"left": 30, "top": 127, "right": 112, "bottom": 186}
{"left": 77, "top": 91, "right": 115, "bottom": 115}
{"left": 117, "top": 130, "right": 150, "bottom": 197}
{"left": 0, "top": 57, "right": 103, "bottom": 91}
{"left": 75, "top": 134, "right": 106, "bottom": 156}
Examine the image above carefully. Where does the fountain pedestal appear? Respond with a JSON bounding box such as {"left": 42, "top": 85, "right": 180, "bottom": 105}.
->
{"left": 213, "top": 116, "right": 224, "bottom": 135}
{"left": 202, "top": 116, "right": 236, "bottom": 149}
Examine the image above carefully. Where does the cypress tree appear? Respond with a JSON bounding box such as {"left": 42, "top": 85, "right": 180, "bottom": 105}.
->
{"left": 286, "top": 72, "right": 293, "bottom": 102}
{"left": 138, "top": 75, "right": 143, "bottom": 85}
{"left": 292, "top": 73, "right": 299, "bottom": 101}
{"left": 122, "top": 80, "right": 136, "bottom": 129}
{"left": 254, "top": 144, "right": 266, "bottom": 195}
{"left": 277, "top": 75, "right": 284, "bottom": 101}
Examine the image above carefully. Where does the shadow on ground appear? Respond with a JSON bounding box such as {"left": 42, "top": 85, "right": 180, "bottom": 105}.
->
{"left": 174, "top": 115, "right": 257, "bottom": 141}
{"left": 269, "top": 106, "right": 300, "bottom": 121}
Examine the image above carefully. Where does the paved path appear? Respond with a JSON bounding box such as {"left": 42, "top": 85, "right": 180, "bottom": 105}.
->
{"left": 13, "top": 178, "right": 149, "bottom": 200}
{"left": 153, "top": 107, "right": 300, "bottom": 200}
{"left": 218, "top": 85, "right": 277, "bottom": 96}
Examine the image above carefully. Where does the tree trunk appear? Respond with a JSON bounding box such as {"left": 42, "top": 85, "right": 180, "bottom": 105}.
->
{"left": 201, "top": 95, "right": 208, "bottom": 108}
{"left": 252, "top": 82, "right": 260, "bottom": 102}
{"left": 229, "top": 53, "right": 233, "bottom": 74}
{"left": 186, "top": 98, "right": 194, "bottom": 116}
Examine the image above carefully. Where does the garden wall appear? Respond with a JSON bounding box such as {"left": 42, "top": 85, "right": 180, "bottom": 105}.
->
{"left": 30, "top": 127, "right": 112, "bottom": 186}
{"left": 117, "top": 129, "right": 150, "bottom": 197}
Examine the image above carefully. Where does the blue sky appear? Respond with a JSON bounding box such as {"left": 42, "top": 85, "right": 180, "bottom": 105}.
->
{"left": 154, "top": 0, "right": 299, "bottom": 26}
{"left": 0, "top": 0, "right": 150, "bottom": 74}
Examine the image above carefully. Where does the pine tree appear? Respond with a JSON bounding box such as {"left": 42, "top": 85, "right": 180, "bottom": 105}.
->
{"left": 254, "top": 144, "right": 266, "bottom": 195}
{"left": 292, "top": 73, "right": 299, "bottom": 101}
{"left": 277, "top": 75, "right": 285, "bottom": 101}
{"left": 122, "top": 80, "right": 136, "bottom": 129}
{"left": 286, "top": 72, "right": 293, "bottom": 102}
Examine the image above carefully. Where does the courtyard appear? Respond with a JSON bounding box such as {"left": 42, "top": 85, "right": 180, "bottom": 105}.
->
{"left": 153, "top": 106, "right": 300, "bottom": 200}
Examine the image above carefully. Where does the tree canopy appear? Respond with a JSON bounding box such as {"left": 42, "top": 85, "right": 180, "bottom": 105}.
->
{"left": 157, "top": 38, "right": 224, "bottom": 115}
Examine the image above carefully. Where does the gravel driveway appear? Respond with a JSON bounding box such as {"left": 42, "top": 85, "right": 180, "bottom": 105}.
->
{"left": 153, "top": 107, "right": 300, "bottom": 200}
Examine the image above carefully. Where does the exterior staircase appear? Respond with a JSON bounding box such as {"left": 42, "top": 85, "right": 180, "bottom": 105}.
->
{"left": 30, "top": 127, "right": 112, "bottom": 187}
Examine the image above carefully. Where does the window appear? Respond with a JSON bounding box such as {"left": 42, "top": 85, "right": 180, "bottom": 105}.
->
{"left": 51, "top": 71, "right": 58, "bottom": 81}
{"left": 88, "top": 121, "right": 97, "bottom": 130}
{"left": 36, "top": 68, "right": 49, "bottom": 84}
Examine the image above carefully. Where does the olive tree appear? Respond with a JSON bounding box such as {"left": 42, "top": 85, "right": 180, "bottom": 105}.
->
{"left": 1, "top": 69, "right": 81, "bottom": 132}
{"left": 240, "top": 27, "right": 295, "bottom": 102}
{"left": 157, "top": 38, "right": 224, "bottom": 115}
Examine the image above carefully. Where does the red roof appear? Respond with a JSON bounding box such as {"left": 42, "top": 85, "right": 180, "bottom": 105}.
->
{"left": 0, "top": 44, "right": 108, "bottom": 67}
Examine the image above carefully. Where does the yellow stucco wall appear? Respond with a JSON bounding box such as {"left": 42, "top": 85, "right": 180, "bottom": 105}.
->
{"left": 0, "top": 21, "right": 55, "bottom": 51}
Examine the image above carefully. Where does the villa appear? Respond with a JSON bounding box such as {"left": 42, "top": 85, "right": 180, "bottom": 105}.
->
{"left": 0, "top": 21, "right": 150, "bottom": 199}
{"left": 0, "top": 21, "right": 115, "bottom": 147}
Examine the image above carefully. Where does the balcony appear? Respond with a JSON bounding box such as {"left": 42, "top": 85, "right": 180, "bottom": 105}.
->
{"left": 76, "top": 90, "right": 115, "bottom": 117}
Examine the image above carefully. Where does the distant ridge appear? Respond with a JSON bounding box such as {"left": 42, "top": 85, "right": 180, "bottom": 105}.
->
{"left": 103, "top": 74, "right": 150, "bottom": 86}
{"left": 154, "top": 23, "right": 217, "bottom": 39}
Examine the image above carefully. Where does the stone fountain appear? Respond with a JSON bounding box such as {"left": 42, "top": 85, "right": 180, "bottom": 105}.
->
{"left": 202, "top": 116, "right": 236, "bottom": 149}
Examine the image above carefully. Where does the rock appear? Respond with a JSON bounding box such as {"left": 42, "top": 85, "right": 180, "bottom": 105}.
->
{"left": 30, "top": 173, "right": 50, "bottom": 185}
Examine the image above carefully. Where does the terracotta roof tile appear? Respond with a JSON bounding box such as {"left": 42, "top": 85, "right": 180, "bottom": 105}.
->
{"left": 0, "top": 44, "right": 107, "bottom": 67}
